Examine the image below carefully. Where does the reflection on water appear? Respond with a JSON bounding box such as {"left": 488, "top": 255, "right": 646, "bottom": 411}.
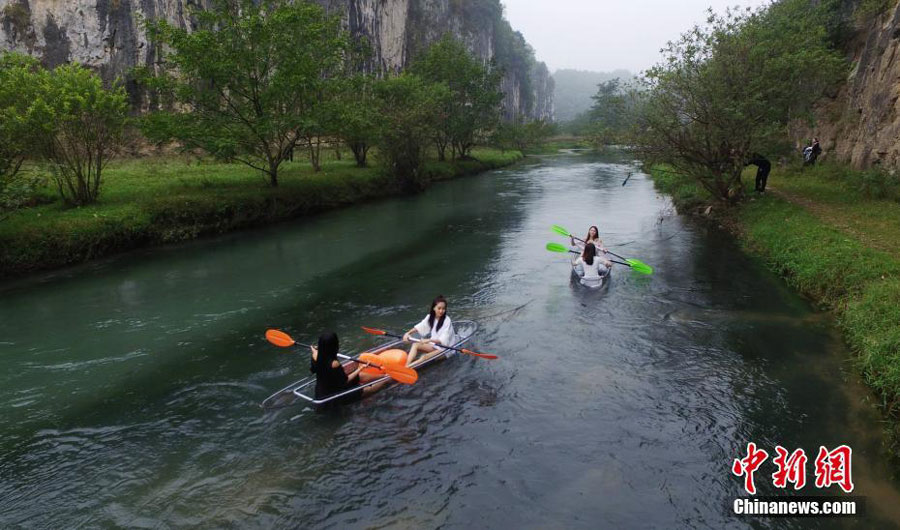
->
{"left": 1, "top": 152, "right": 898, "bottom": 528}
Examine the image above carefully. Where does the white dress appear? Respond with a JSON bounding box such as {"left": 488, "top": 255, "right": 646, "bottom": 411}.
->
{"left": 414, "top": 315, "right": 457, "bottom": 356}
{"left": 573, "top": 256, "right": 609, "bottom": 286}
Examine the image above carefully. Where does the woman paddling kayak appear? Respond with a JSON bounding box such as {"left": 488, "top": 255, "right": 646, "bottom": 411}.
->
{"left": 403, "top": 295, "right": 457, "bottom": 367}
{"left": 310, "top": 332, "right": 386, "bottom": 404}
{"left": 573, "top": 243, "right": 612, "bottom": 287}
{"left": 571, "top": 225, "right": 608, "bottom": 254}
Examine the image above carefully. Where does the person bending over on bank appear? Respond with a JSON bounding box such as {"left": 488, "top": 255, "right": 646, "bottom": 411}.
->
{"left": 404, "top": 295, "right": 456, "bottom": 367}
{"left": 746, "top": 153, "right": 771, "bottom": 193}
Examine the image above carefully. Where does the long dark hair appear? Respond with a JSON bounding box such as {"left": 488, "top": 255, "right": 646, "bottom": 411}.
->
{"left": 314, "top": 332, "right": 340, "bottom": 372}
{"left": 584, "top": 226, "right": 600, "bottom": 243}
{"left": 583, "top": 243, "right": 596, "bottom": 266}
{"left": 428, "top": 295, "right": 447, "bottom": 332}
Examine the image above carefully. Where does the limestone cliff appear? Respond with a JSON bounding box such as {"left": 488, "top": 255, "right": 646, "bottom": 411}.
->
{"left": 0, "top": 0, "right": 553, "bottom": 120}
{"left": 800, "top": 1, "right": 900, "bottom": 167}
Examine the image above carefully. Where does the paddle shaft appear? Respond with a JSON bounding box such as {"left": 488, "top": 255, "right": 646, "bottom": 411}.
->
{"left": 568, "top": 233, "right": 614, "bottom": 255}
{"left": 556, "top": 226, "right": 630, "bottom": 261}
{"left": 378, "top": 330, "right": 488, "bottom": 358}
{"left": 565, "top": 248, "right": 631, "bottom": 268}
{"left": 293, "top": 341, "right": 395, "bottom": 372}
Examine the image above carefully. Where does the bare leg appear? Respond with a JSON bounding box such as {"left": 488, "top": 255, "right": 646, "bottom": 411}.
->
{"left": 409, "top": 343, "right": 440, "bottom": 368}
{"left": 406, "top": 342, "right": 422, "bottom": 366}
{"left": 361, "top": 380, "right": 388, "bottom": 395}
{"left": 359, "top": 370, "right": 379, "bottom": 384}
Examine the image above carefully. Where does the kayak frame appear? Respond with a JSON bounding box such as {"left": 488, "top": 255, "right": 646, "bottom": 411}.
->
{"left": 260, "top": 320, "right": 478, "bottom": 409}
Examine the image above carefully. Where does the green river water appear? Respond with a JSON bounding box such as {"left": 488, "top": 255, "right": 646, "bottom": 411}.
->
{"left": 1, "top": 151, "right": 898, "bottom": 528}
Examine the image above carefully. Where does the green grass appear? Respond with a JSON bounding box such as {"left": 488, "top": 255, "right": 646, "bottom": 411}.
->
{"left": 0, "top": 148, "right": 522, "bottom": 277}
{"left": 648, "top": 165, "right": 714, "bottom": 211}
{"left": 649, "top": 161, "right": 900, "bottom": 456}
{"left": 767, "top": 164, "right": 900, "bottom": 258}
{"left": 739, "top": 194, "right": 900, "bottom": 450}
{"left": 523, "top": 136, "right": 594, "bottom": 155}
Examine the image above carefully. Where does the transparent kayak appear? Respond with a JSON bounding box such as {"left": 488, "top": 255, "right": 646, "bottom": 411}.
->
{"left": 571, "top": 260, "right": 611, "bottom": 289}
{"left": 260, "top": 320, "right": 478, "bottom": 410}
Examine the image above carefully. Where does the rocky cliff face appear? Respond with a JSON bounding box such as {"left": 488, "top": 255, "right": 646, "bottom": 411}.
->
{"left": 800, "top": 1, "right": 900, "bottom": 168}
{"left": 0, "top": 0, "right": 553, "bottom": 120}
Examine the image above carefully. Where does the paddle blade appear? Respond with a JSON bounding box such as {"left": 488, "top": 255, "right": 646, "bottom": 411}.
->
{"left": 266, "top": 329, "right": 296, "bottom": 348}
{"left": 361, "top": 326, "right": 387, "bottom": 336}
{"left": 545, "top": 242, "right": 569, "bottom": 253}
{"left": 382, "top": 363, "right": 418, "bottom": 385}
{"left": 461, "top": 349, "right": 499, "bottom": 360}
{"left": 626, "top": 259, "right": 654, "bottom": 275}
{"left": 551, "top": 225, "right": 571, "bottom": 237}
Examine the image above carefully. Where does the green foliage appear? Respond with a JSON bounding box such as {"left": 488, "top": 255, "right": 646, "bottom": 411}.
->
{"left": 32, "top": 63, "right": 129, "bottom": 206}
{"left": 331, "top": 74, "right": 380, "bottom": 167}
{"left": 375, "top": 74, "right": 450, "bottom": 191}
{"left": 637, "top": 2, "right": 846, "bottom": 204}
{"left": 845, "top": 168, "right": 900, "bottom": 200}
{"left": 798, "top": 162, "right": 900, "bottom": 201}
{"left": 0, "top": 150, "right": 521, "bottom": 276}
{"left": 737, "top": 194, "right": 900, "bottom": 447}
{"left": 857, "top": 0, "right": 894, "bottom": 19}
{"left": 411, "top": 35, "right": 504, "bottom": 160}
{"left": 0, "top": 52, "right": 44, "bottom": 217}
{"left": 648, "top": 165, "right": 713, "bottom": 212}
{"left": 492, "top": 118, "right": 556, "bottom": 153}
{"left": 844, "top": 279, "right": 900, "bottom": 417}
{"left": 584, "top": 78, "right": 634, "bottom": 145}
{"left": 140, "top": 0, "right": 350, "bottom": 185}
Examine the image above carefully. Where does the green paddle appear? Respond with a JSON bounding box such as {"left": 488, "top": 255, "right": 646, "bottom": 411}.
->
{"left": 545, "top": 242, "right": 653, "bottom": 275}
{"left": 550, "top": 225, "right": 654, "bottom": 275}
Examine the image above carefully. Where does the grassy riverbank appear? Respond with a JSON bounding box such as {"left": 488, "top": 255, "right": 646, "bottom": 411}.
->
{"left": 0, "top": 148, "right": 522, "bottom": 279}
{"left": 650, "top": 164, "right": 900, "bottom": 454}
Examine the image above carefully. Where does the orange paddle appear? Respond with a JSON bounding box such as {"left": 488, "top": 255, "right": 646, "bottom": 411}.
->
{"left": 264, "top": 329, "right": 418, "bottom": 384}
{"left": 361, "top": 326, "right": 498, "bottom": 360}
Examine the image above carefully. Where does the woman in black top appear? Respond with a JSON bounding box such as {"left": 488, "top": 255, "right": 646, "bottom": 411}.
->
{"left": 309, "top": 332, "right": 363, "bottom": 403}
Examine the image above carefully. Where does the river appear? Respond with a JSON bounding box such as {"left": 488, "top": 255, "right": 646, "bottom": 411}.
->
{"left": 1, "top": 151, "right": 898, "bottom": 528}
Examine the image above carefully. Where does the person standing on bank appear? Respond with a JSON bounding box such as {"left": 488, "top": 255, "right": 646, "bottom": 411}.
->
{"left": 803, "top": 138, "right": 822, "bottom": 166}
{"left": 746, "top": 153, "right": 771, "bottom": 193}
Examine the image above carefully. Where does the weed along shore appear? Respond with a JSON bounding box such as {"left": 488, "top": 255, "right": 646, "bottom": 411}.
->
{"left": 0, "top": 149, "right": 522, "bottom": 280}
{"left": 651, "top": 163, "right": 900, "bottom": 456}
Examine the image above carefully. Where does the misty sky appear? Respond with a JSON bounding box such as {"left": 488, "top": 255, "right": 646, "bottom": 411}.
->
{"left": 502, "top": 0, "right": 772, "bottom": 74}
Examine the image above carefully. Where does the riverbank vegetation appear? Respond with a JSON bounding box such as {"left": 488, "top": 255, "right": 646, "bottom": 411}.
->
{"left": 0, "top": 148, "right": 520, "bottom": 277}
{"left": 651, "top": 162, "right": 900, "bottom": 455}
{"left": 0, "top": 0, "right": 542, "bottom": 277}
{"left": 635, "top": 0, "right": 846, "bottom": 203}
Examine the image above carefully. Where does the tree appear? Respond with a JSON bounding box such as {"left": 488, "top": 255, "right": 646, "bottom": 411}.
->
{"left": 493, "top": 116, "right": 555, "bottom": 153}
{"left": 33, "top": 64, "right": 128, "bottom": 206}
{"left": 0, "top": 52, "right": 44, "bottom": 218}
{"left": 141, "top": 0, "right": 350, "bottom": 185}
{"left": 587, "top": 78, "right": 630, "bottom": 144}
{"left": 636, "top": 3, "right": 845, "bottom": 203}
{"left": 411, "top": 35, "right": 503, "bottom": 160}
{"left": 332, "top": 74, "right": 380, "bottom": 167}
{"left": 375, "top": 74, "right": 448, "bottom": 192}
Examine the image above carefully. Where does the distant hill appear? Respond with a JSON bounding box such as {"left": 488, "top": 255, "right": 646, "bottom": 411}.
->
{"left": 552, "top": 69, "right": 634, "bottom": 122}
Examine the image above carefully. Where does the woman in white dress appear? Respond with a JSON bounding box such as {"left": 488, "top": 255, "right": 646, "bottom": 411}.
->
{"left": 573, "top": 243, "right": 612, "bottom": 287}
{"left": 403, "top": 295, "right": 456, "bottom": 367}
